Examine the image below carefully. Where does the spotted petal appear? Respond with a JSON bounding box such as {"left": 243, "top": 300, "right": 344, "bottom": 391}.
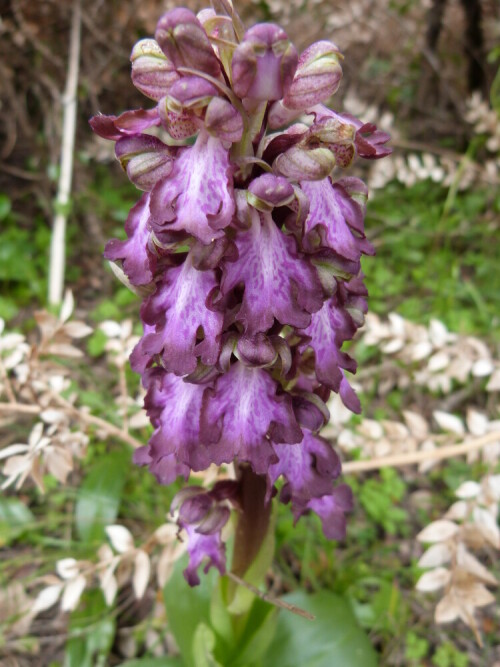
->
{"left": 150, "top": 130, "right": 235, "bottom": 244}
{"left": 131, "top": 252, "right": 222, "bottom": 375}
{"left": 201, "top": 362, "right": 302, "bottom": 474}
{"left": 222, "top": 209, "right": 322, "bottom": 335}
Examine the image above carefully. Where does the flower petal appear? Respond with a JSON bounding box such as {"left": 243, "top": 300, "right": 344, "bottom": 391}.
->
{"left": 137, "top": 369, "right": 213, "bottom": 472}
{"left": 222, "top": 209, "right": 322, "bottom": 335}
{"left": 150, "top": 131, "right": 235, "bottom": 244}
{"left": 201, "top": 362, "right": 302, "bottom": 474}
{"left": 104, "top": 194, "right": 155, "bottom": 286}
{"left": 132, "top": 253, "right": 222, "bottom": 375}
{"left": 269, "top": 429, "right": 340, "bottom": 504}
{"left": 183, "top": 525, "right": 226, "bottom": 586}
{"left": 301, "top": 177, "right": 373, "bottom": 269}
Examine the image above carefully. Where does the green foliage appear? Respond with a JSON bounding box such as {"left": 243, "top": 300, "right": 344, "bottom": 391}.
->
{"left": 354, "top": 468, "right": 409, "bottom": 535}
{"left": 65, "top": 590, "right": 115, "bottom": 667}
{"left": 432, "top": 642, "right": 469, "bottom": 667}
{"left": 164, "top": 563, "right": 377, "bottom": 667}
{"left": 347, "top": 577, "right": 408, "bottom": 639}
{"left": 261, "top": 591, "right": 378, "bottom": 667}
{"left": 405, "top": 631, "right": 430, "bottom": 664}
{"left": 75, "top": 451, "right": 128, "bottom": 543}
{"left": 0, "top": 497, "right": 35, "bottom": 546}
{"left": 366, "top": 181, "right": 500, "bottom": 340}
{"left": 121, "top": 659, "right": 184, "bottom": 667}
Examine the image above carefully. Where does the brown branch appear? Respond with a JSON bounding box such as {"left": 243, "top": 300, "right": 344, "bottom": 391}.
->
{"left": 0, "top": 358, "right": 17, "bottom": 405}
{"left": 226, "top": 572, "right": 315, "bottom": 621}
{"left": 0, "top": 399, "right": 143, "bottom": 451}
{"left": 342, "top": 431, "right": 500, "bottom": 474}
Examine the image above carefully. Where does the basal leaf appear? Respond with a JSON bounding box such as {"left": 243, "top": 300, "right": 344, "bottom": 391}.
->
{"left": 261, "top": 590, "right": 378, "bottom": 667}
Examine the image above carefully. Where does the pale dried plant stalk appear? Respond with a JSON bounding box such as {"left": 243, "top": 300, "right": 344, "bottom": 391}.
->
{"left": 328, "top": 407, "right": 500, "bottom": 474}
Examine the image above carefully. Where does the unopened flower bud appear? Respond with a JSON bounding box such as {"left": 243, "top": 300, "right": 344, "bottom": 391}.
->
{"left": 115, "top": 135, "right": 175, "bottom": 191}
{"left": 236, "top": 334, "right": 277, "bottom": 367}
{"left": 283, "top": 41, "right": 343, "bottom": 110}
{"left": 166, "top": 76, "right": 218, "bottom": 113}
{"left": 204, "top": 97, "right": 243, "bottom": 143}
{"left": 231, "top": 23, "right": 298, "bottom": 101}
{"left": 274, "top": 145, "right": 336, "bottom": 181}
{"left": 155, "top": 8, "right": 220, "bottom": 77}
{"left": 267, "top": 100, "right": 303, "bottom": 129}
{"left": 131, "top": 39, "right": 180, "bottom": 101}
{"left": 246, "top": 173, "right": 294, "bottom": 211}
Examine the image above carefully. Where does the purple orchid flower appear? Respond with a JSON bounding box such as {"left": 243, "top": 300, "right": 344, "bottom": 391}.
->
{"left": 90, "top": 2, "right": 390, "bottom": 586}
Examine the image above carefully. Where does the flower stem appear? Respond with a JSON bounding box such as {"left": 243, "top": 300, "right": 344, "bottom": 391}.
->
{"left": 231, "top": 464, "right": 272, "bottom": 579}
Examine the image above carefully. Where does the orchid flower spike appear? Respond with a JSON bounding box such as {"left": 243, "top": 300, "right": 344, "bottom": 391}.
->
{"left": 90, "top": 2, "right": 391, "bottom": 586}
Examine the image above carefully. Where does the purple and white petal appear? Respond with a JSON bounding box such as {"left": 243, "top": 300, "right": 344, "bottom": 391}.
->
{"left": 150, "top": 131, "right": 235, "bottom": 244}
{"left": 305, "top": 484, "right": 354, "bottom": 540}
{"left": 104, "top": 194, "right": 155, "bottom": 286}
{"left": 182, "top": 525, "right": 226, "bottom": 586}
{"left": 300, "top": 294, "right": 357, "bottom": 392}
{"left": 133, "top": 446, "right": 190, "bottom": 486}
{"left": 222, "top": 209, "right": 323, "bottom": 335}
{"left": 301, "top": 177, "right": 373, "bottom": 267}
{"left": 269, "top": 430, "right": 340, "bottom": 504}
{"left": 132, "top": 252, "right": 222, "bottom": 375}
{"left": 148, "top": 374, "right": 215, "bottom": 471}
{"left": 201, "top": 362, "right": 302, "bottom": 474}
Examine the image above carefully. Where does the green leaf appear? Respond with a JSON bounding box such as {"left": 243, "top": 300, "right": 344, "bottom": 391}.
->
{"left": 163, "top": 560, "right": 219, "bottom": 667}
{"left": 121, "top": 658, "right": 184, "bottom": 667}
{"left": 65, "top": 590, "right": 115, "bottom": 667}
{"left": 261, "top": 591, "right": 379, "bottom": 667}
{"left": 0, "top": 295, "right": 19, "bottom": 321}
{"left": 75, "top": 451, "right": 128, "bottom": 543}
{"left": 192, "top": 623, "right": 223, "bottom": 667}
{"left": 87, "top": 329, "right": 108, "bottom": 357}
{"left": 0, "top": 497, "right": 34, "bottom": 546}
{"left": 0, "top": 194, "right": 11, "bottom": 220}
{"left": 227, "top": 597, "right": 278, "bottom": 667}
